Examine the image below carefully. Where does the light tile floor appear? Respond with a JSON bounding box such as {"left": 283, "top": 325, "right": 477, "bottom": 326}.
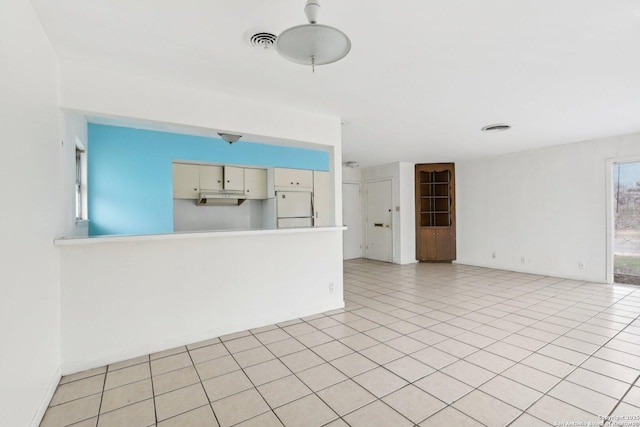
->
{"left": 41, "top": 259, "right": 640, "bottom": 426}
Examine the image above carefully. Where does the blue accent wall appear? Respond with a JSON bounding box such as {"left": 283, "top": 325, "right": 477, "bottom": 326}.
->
{"left": 88, "top": 124, "right": 330, "bottom": 236}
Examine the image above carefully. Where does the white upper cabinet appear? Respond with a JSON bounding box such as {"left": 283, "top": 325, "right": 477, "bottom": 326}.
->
{"left": 244, "top": 168, "right": 267, "bottom": 199}
{"left": 274, "top": 168, "right": 313, "bottom": 190}
{"left": 173, "top": 163, "right": 200, "bottom": 199}
{"left": 199, "top": 165, "right": 223, "bottom": 191}
{"left": 223, "top": 166, "right": 244, "bottom": 191}
{"left": 313, "top": 171, "right": 332, "bottom": 227}
{"left": 176, "top": 163, "right": 324, "bottom": 205}
{"left": 174, "top": 163, "right": 244, "bottom": 197}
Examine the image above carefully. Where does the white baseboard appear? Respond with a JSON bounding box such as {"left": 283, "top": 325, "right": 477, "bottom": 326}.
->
{"left": 453, "top": 260, "right": 606, "bottom": 283}
{"left": 62, "top": 301, "right": 344, "bottom": 375}
{"left": 30, "top": 367, "right": 61, "bottom": 427}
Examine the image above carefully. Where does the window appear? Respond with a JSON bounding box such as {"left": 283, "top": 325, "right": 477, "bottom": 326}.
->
{"left": 75, "top": 139, "right": 87, "bottom": 221}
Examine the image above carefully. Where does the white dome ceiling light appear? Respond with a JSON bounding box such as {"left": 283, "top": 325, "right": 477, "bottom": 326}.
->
{"left": 218, "top": 133, "right": 242, "bottom": 144}
{"left": 276, "top": 0, "right": 351, "bottom": 73}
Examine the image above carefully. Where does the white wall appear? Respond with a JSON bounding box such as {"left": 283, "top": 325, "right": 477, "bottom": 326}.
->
{"left": 342, "top": 166, "right": 363, "bottom": 259}
{"left": 456, "top": 133, "right": 640, "bottom": 282}
{"left": 362, "top": 162, "right": 416, "bottom": 264}
{"left": 342, "top": 165, "right": 362, "bottom": 184}
{"left": 60, "top": 62, "right": 340, "bottom": 148}
{"left": 59, "top": 229, "right": 344, "bottom": 373}
{"left": 398, "top": 162, "right": 417, "bottom": 264}
{"left": 0, "top": 1, "right": 62, "bottom": 426}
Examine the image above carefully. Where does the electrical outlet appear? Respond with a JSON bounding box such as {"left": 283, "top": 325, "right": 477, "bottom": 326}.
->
{"left": 578, "top": 261, "right": 585, "bottom": 270}
{"left": 329, "top": 282, "right": 334, "bottom": 293}
{"left": 492, "top": 251, "right": 496, "bottom": 259}
{"left": 521, "top": 257, "right": 526, "bottom": 264}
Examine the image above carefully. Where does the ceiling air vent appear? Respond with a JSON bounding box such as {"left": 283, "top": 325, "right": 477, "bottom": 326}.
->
{"left": 249, "top": 32, "right": 277, "bottom": 50}
{"left": 481, "top": 124, "right": 511, "bottom": 132}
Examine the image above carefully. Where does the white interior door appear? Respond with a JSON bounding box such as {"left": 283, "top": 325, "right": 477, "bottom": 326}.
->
{"left": 366, "top": 179, "right": 393, "bottom": 262}
{"left": 342, "top": 183, "right": 362, "bottom": 259}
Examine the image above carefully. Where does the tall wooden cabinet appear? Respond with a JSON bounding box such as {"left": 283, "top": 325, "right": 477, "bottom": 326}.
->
{"left": 415, "top": 163, "right": 456, "bottom": 262}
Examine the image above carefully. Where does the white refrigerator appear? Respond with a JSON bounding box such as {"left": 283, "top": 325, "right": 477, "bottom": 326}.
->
{"left": 276, "top": 191, "right": 313, "bottom": 228}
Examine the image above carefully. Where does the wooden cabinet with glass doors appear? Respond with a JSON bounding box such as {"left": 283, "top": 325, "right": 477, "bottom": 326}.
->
{"left": 415, "top": 163, "right": 456, "bottom": 261}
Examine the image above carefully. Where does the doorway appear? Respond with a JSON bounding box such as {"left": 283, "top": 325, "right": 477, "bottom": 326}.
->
{"left": 613, "top": 161, "right": 640, "bottom": 285}
{"left": 365, "top": 179, "right": 393, "bottom": 262}
{"left": 342, "top": 183, "right": 363, "bottom": 259}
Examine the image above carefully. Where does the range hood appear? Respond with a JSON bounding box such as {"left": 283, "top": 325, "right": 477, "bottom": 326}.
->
{"left": 197, "top": 191, "right": 247, "bottom": 206}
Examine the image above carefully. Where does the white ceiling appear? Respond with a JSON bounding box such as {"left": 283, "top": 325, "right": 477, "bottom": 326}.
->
{"left": 30, "top": 0, "right": 640, "bottom": 167}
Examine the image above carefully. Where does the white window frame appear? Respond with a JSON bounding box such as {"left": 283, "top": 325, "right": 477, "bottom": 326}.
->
{"left": 75, "top": 138, "right": 88, "bottom": 222}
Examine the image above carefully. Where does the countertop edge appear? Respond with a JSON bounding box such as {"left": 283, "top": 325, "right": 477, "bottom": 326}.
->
{"left": 54, "top": 226, "right": 347, "bottom": 246}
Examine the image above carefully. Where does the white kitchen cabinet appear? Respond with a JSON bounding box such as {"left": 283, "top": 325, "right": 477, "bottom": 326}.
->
{"left": 175, "top": 163, "right": 246, "bottom": 198}
{"left": 274, "top": 168, "right": 313, "bottom": 190}
{"left": 313, "top": 171, "right": 332, "bottom": 227}
{"left": 224, "top": 166, "right": 244, "bottom": 191}
{"left": 199, "top": 165, "right": 223, "bottom": 190}
{"left": 244, "top": 168, "right": 267, "bottom": 199}
{"left": 173, "top": 163, "right": 200, "bottom": 199}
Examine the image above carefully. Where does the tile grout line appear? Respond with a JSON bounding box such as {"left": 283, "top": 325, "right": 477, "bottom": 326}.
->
{"left": 93, "top": 368, "right": 108, "bottom": 427}
{"left": 183, "top": 346, "right": 222, "bottom": 427}
{"left": 219, "top": 330, "right": 291, "bottom": 426}
{"left": 148, "top": 357, "right": 159, "bottom": 427}
{"left": 248, "top": 322, "right": 415, "bottom": 426}
{"left": 255, "top": 324, "right": 381, "bottom": 426}
{"left": 607, "top": 373, "right": 640, "bottom": 419}
{"left": 301, "top": 295, "right": 500, "bottom": 426}
{"left": 247, "top": 324, "right": 388, "bottom": 427}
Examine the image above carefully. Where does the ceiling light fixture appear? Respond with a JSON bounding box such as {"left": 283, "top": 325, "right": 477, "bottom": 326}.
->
{"left": 481, "top": 124, "right": 511, "bottom": 132}
{"left": 276, "top": 0, "right": 351, "bottom": 73}
{"left": 218, "top": 133, "right": 242, "bottom": 144}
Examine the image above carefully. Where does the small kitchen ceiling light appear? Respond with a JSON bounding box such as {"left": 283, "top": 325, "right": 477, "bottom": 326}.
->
{"left": 481, "top": 124, "right": 511, "bottom": 132}
{"left": 218, "top": 133, "right": 242, "bottom": 144}
{"left": 276, "top": 0, "right": 351, "bottom": 72}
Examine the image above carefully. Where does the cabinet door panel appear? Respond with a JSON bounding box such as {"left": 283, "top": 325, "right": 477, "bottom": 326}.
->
{"left": 434, "top": 230, "right": 453, "bottom": 261}
{"left": 295, "top": 169, "right": 313, "bottom": 188}
{"left": 275, "top": 168, "right": 313, "bottom": 188}
{"left": 244, "top": 168, "right": 267, "bottom": 199}
{"left": 199, "top": 165, "right": 223, "bottom": 190}
{"left": 173, "top": 163, "right": 200, "bottom": 199}
{"left": 274, "top": 168, "right": 294, "bottom": 187}
{"left": 419, "top": 228, "right": 438, "bottom": 261}
{"left": 224, "top": 166, "right": 244, "bottom": 191}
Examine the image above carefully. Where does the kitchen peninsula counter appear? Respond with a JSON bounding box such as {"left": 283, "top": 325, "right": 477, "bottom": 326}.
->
{"left": 55, "top": 226, "right": 346, "bottom": 375}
